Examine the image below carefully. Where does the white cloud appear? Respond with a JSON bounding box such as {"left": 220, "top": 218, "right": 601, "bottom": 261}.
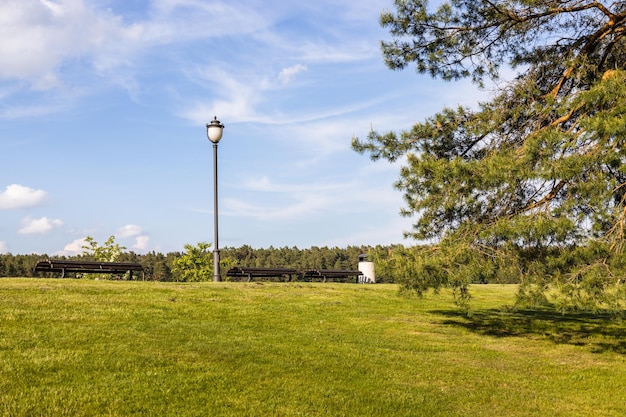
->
{"left": 0, "top": 0, "right": 271, "bottom": 90}
{"left": 278, "top": 64, "right": 307, "bottom": 84}
{"left": 0, "top": 241, "right": 8, "bottom": 254}
{"left": 0, "top": 0, "right": 124, "bottom": 84}
{"left": 0, "top": 184, "right": 48, "bottom": 209}
{"left": 54, "top": 237, "right": 87, "bottom": 256}
{"left": 132, "top": 235, "right": 150, "bottom": 251}
{"left": 117, "top": 225, "right": 150, "bottom": 251}
{"left": 18, "top": 216, "right": 63, "bottom": 235}
{"left": 117, "top": 224, "right": 143, "bottom": 238}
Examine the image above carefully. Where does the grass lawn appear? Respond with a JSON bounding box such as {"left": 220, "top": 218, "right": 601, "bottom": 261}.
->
{"left": 1, "top": 279, "right": 625, "bottom": 416}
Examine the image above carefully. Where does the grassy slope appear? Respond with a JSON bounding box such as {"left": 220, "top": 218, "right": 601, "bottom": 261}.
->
{"left": 1, "top": 280, "right": 625, "bottom": 416}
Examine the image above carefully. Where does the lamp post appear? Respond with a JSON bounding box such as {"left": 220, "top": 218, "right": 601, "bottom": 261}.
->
{"left": 206, "top": 116, "right": 225, "bottom": 282}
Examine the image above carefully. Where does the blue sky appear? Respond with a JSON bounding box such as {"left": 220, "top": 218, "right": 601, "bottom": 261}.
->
{"left": 0, "top": 0, "right": 483, "bottom": 255}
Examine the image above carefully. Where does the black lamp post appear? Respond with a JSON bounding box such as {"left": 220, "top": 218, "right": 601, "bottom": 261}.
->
{"left": 206, "top": 116, "right": 225, "bottom": 282}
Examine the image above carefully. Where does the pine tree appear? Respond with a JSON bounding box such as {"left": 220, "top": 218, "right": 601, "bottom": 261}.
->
{"left": 353, "top": 0, "right": 626, "bottom": 312}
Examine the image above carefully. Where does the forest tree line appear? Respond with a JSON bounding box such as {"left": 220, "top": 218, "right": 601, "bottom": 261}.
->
{"left": 0, "top": 245, "right": 393, "bottom": 282}
{"left": 4, "top": 242, "right": 608, "bottom": 288}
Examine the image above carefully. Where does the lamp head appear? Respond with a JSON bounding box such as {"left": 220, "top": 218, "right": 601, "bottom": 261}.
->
{"left": 206, "top": 116, "right": 225, "bottom": 143}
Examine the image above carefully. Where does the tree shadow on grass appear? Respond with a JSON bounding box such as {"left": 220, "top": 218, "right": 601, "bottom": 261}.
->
{"left": 432, "top": 308, "right": 626, "bottom": 354}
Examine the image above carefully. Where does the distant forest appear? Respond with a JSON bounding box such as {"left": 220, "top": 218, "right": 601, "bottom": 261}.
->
{"left": 0, "top": 245, "right": 392, "bottom": 282}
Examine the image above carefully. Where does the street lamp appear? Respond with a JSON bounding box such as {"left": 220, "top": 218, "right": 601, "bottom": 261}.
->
{"left": 206, "top": 116, "right": 225, "bottom": 282}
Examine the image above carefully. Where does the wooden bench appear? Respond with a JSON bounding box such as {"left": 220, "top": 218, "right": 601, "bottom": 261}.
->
{"left": 34, "top": 259, "right": 145, "bottom": 280}
{"left": 226, "top": 267, "right": 300, "bottom": 282}
{"left": 301, "top": 269, "right": 363, "bottom": 283}
{"left": 226, "top": 267, "right": 363, "bottom": 283}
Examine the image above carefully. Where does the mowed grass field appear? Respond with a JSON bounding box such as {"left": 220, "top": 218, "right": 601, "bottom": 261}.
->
{"left": 1, "top": 279, "right": 626, "bottom": 416}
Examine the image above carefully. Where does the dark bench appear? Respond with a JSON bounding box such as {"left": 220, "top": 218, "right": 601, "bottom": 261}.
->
{"left": 301, "top": 269, "right": 363, "bottom": 283}
{"left": 34, "top": 259, "right": 145, "bottom": 280}
{"left": 226, "top": 267, "right": 363, "bottom": 283}
{"left": 226, "top": 267, "right": 300, "bottom": 282}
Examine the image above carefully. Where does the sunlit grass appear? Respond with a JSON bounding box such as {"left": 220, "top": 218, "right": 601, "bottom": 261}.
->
{"left": 1, "top": 280, "right": 625, "bottom": 416}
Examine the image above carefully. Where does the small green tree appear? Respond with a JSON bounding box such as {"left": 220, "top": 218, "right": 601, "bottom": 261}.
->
{"left": 172, "top": 242, "right": 213, "bottom": 282}
{"left": 80, "top": 235, "right": 127, "bottom": 279}
{"left": 82, "top": 235, "right": 126, "bottom": 262}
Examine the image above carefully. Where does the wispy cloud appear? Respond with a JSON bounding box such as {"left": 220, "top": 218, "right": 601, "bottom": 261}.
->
{"left": 239, "top": 176, "right": 352, "bottom": 194}
{"left": 278, "top": 64, "right": 307, "bottom": 85}
{"left": 322, "top": 216, "right": 415, "bottom": 248}
{"left": 0, "top": 241, "right": 8, "bottom": 254}
{"left": 223, "top": 194, "right": 328, "bottom": 221}
{"left": 146, "top": 0, "right": 269, "bottom": 42}
{"left": 181, "top": 65, "right": 265, "bottom": 123}
{"left": 294, "top": 40, "right": 377, "bottom": 63}
{"left": 0, "top": 104, "right": 67, "bottom": 120}
{"left": 0, "top": 184, "right": 48, "bottom": 210}
{"left": 223, "top": 174, "right": 403, "bottom": 222}
{"left": 222, "top": 176, "right": 337, "bottom": 220}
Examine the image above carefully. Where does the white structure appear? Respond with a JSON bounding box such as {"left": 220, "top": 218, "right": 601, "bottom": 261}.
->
{"left": 358, "top": 254, "right": 376, "bottom": 283}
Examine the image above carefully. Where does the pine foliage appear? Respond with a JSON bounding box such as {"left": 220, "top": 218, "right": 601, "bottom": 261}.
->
{"left": 354, "top": 0, "right": 626, "bottom": 312}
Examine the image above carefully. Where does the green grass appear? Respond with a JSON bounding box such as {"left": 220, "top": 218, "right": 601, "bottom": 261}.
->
{"left": 1, "top": 280, "right": 626, "bottom": 416}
